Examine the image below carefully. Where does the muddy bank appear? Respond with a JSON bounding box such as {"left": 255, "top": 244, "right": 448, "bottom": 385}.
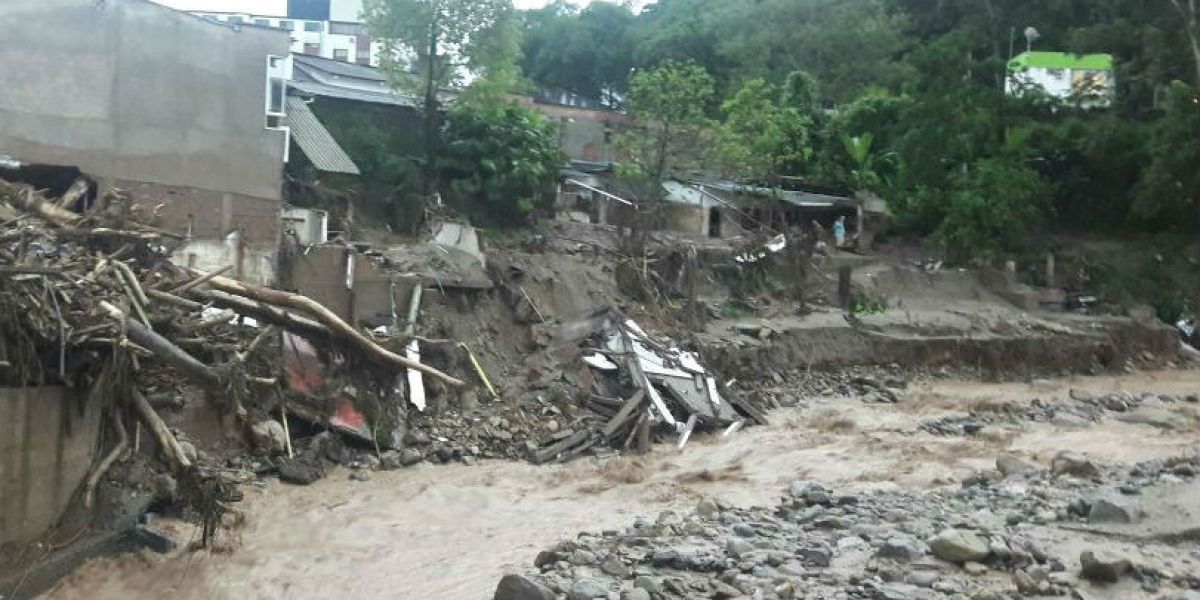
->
{"left": 704, "top": 314, "right": 1179, "bottom": 381}
{"left": 39, "top": 369, "right": 1199, "bottom": 600}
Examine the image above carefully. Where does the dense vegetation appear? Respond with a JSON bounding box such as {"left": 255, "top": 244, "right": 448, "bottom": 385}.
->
{"left": 352, "top": 0, "right": 1196, "bottom": 316}
{"left": 519, "top": 0, "right": 1200, "bottom": 257}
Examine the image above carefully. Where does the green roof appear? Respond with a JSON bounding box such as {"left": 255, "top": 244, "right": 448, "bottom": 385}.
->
{"left": 1008, "top": 51, "right": 1113, "bottom": 71}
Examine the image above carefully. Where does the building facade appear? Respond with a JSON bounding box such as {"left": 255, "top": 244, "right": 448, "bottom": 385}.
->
{"left": 1006, "top": 51, "right": 1115, "bottom": 107}
{"left": 0, "top": 0, "right": 292, "bottom": 283}
{"left": 191, "top": 0, "right": 380, "bottom": 65}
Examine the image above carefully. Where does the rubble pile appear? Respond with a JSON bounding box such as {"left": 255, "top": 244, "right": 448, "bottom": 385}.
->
{"left": 523, "top": 307, "right": 766, "bottom": 464}
{"left": 498, "top": 453, "right": 1200, "bottom": 600}
{"left": 0, "top": 179, "right": 463, "bottom": 534}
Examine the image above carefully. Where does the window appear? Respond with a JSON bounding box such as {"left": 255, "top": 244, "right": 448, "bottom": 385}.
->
{"left": 304, "top": 21, "right": 323, "bottom": 32}
{"left": 201, "top": 14, "right": 217, "bottom": 21}
{"left": 303, "top": 43, "right": 320, "bottom": 55}
{"left": 278, "top": 19, "right": 294, "bottom": 31}
{"left": 333, "top": 49, "right": 349, "bottom": 62}
{"left": 253, "top": 18, "right": 269, "bottom": 26}
{"left": 266, "top": 55, "right": 288, "bottom": 117}
{"left": 329, "top": 22, "right": 364, "bottom": 36}
{"left": 228, "top": 16, "right": 244, "bottom": 24}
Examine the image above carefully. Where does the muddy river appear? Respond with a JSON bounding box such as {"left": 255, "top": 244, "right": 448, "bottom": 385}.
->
{"left": 42, "top": 369, "right": 1199, "bottom": 600}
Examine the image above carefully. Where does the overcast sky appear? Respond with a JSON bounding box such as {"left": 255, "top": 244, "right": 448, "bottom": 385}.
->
{"left": 151, "top": 0, "right": 608, "bottom": 14}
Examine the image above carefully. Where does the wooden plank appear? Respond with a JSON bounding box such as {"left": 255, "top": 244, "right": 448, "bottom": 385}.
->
{"left": 726, "top": 391, "right": 770, "bottom": 426}
{"left": 532, "top": 430, "right": 590, "bottom": 464}
{"left": 601, "top": 389, "right": 646, "bottom": 438}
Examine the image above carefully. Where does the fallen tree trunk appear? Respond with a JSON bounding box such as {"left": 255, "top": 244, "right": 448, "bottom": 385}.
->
{"left": 100, "top": 301, "right": 222, "bottom": 390}
{"left": 10, "top": 185, "right": 81, "bottom": 227}
{"left": 190, "top": 268, "right": 465, "bottom": 387}
{"left": 84, "top": 407, "right": 128, "bottom": 509}
{"left": 131, "top": 388, "right": 193, "bottom": 472}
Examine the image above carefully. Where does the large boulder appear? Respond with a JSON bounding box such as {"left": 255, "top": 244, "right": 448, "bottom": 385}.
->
{"left": 568, "top": 578, "right": 610, "bottom": 600}
{"left": 250, "top": 420, "right": 288, "bottom": 454}
{"left": 1116, "top": 407, "right": 1192, "bottom": 431}
{"left": 493, "top": 574, "right": 555, "bottom": 600}
{"left": 277, "top": 456, "right": 324, "bottom": 485}
{"left": 928, "top": 529, "right": 990, "bottom": 563}
{"left": 1087, "top": 498, "right": 1142, "bottom": 524}
{"left": 1051, "top": 451, "right": 1101, "bottom": 479}
{"left": 996, "top": 454, "right": 1037, "bottom": 477}
{"left": 1079, "top": 550, "right": 1131, "bottom": 583}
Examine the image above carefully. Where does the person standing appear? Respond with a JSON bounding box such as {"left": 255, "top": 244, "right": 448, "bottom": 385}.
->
{"left": 832, "top": 215, "right": 846, "bottom": 248}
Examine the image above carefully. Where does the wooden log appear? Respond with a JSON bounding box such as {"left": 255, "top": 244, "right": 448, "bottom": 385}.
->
{"left": 602, "top": 390, "right": 646, "bottom": 438}
{"left": 636, "top": 413, "right": 651, "bottom": 454}
{"left": 100, "top": 301, "right": 222, "bottom": 390}
{"left": 84, "top": 407, "right": 128, "bottom": 509}
{"left": 131, "top": 388, "right": 192, "bottom": 471}
{"left": 170, "top": 265, "right": 233, "bottom": 294}
{"left": 10, "top": 185, "right": 80, "bottom": 227}
{"left": 190, "top": 268, "right": 464, "bottom": 387}
{"left": 145, "top": 288, "right": 205, "bottom": 311}
{"left": 189, "top": 289, "right": 329, "bottom": 337}
{"left": 532, "top": 430, "right": 591, "bottom": 464}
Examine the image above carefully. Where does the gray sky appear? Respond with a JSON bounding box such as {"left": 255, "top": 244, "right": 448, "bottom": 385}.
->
{"left": 151, "top": 0, "right": 604, "bottom": 14}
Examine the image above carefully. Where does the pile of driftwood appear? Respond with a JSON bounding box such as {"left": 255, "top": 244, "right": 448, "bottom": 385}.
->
{"left": 0, "top": 178, "right": 461, "bottom": 538}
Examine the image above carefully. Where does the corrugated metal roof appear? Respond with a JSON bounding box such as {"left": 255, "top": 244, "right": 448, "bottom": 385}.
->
{"left": 283, "top": 97, "right": 361, "bottom": 175}
{"left": 289, "top": 80, "right": 419, "bottom": 108}
{"left": 292, "top": 53, "right": 388, "bottom": 82}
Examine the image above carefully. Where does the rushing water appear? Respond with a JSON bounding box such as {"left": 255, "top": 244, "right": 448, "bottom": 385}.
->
{"left": 43, "top": 370, "right": 1199, "bottom": 600}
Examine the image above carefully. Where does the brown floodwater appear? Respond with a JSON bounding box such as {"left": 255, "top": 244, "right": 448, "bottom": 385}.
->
{"left": 41, "top": 369, "right": 1199, "bottom": 600}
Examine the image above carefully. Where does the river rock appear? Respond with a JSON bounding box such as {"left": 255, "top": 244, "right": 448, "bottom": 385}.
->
{"left": 697, "top": 498, "right": 720, "bottom": 517}
{"left": 400, "top": 447, "right": 424, "bottom": 466}
{"left": 1088, "top": 498, "right": 1142, "bottom": 523}
{"left": 568, "top": 578, "right": 609, "bottom": 600}
{"left": 494, "top": 574, "right": 555, "bottom": 600}
{"left": 1116, "top": 407, "right": 1191, "bottom": 430}
{"left": 250, "top": 420, "right": 288, "bottom": 454}
{"left": 1051, "top": 451, "right": 1100, "bottom": 479}
{"left": 996, "top": 454, "right": 1036, "bottom": 477}
{"left": 600, "top": 554, "right": 631, "bottom": 578}
{"left": 620, "top": 589, "right": 650, "bottom": 600}
{"left": 1079, "top": 550, "right": 1131, "bottom": 583}
{"left": 878, "top": 536, "right": 927, "bottom": 562}
{"left": 928, "top": 529, "right": 990, "bottom": 563}
{"left": 726, "top": 538, "right": 755, "bottom": 559}
{"left": 277, "top": 456, "right": 323, "bottom": 485}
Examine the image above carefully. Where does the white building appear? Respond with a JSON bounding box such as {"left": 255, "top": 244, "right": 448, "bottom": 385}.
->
{"left": 191, "top": 0, "right": 381, "bottom": 65}
{"left": 1006, "top": 51, "right": 1115, "bottom": 107}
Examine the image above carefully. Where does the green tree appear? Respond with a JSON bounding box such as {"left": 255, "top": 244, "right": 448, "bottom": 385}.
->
{"left": 928, "top": 158, "right": 1052, "bottom": 263}
{"left": 718, "top": 77, "right": 814, "bottom": 184}
{"left": 619, "top": 60, "right": 716, "bottom": 196}
{"left": 1133, "top": 81, "right": 1200, "bottom": 225}
{"left": 440, "top": 102, "right": 563, "bottom": 224}
{"left": 520, "top": 1, "right": 635, "bottom": 106}
{"left": 364, "top": 0, "right": 516, "bottom": 191}
{"left": 615, "top": 60, "right": 716, "bottom": 235}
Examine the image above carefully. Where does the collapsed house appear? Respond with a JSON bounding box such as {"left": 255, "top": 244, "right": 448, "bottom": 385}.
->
{"left": 556, "top": 167, "right": 888, "bottom": 247}
{"left": 536, "top": 307, "right": 763, "bottom": 462}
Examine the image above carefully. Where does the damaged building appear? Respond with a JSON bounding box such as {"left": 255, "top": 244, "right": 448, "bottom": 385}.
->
{"left": 0, "top": 0, "right": 293, "bottom": 284}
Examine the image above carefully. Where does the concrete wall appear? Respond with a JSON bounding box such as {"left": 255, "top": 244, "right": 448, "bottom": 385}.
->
{"left": 661, "top": 204, "right": 707, "bottom": 236}
{"left": 292, "top": 245, "right": 396, "bottom": 326}
{"left": 520, "top": 100, "right": 630, "bottom": 163}
{"left": 0, "top": 0, "right": 289, "bottom": 204}
{"left": 0, "top": 387, "right": 101, "bottom": 547}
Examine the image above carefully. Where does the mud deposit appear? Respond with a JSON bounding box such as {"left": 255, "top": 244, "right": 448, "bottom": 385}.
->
{"left": 42, "top": 369, "right": 1199, "bottom": 600}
